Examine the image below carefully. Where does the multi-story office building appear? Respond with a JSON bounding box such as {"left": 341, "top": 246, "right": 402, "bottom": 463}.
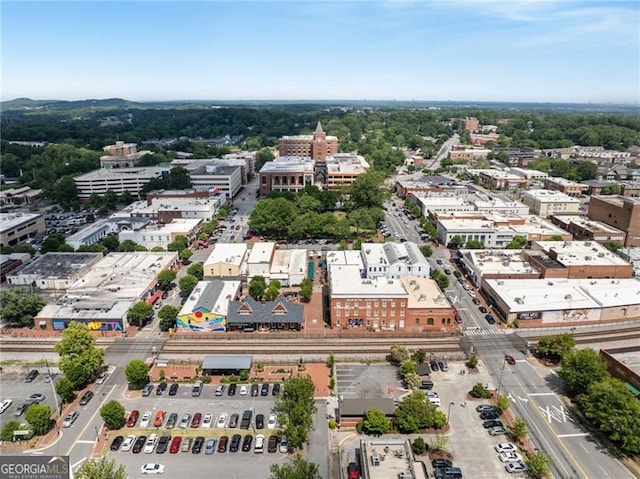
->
{"left": 588, "top": 195, "right": 640, "bottom": 247}
{"left": 0, "top": 212, "right": 45, "bottom": 248}
{"left": 74, "top": 167, "right": 166, "bottom": 201}
{"left": 549, "top": 215, "right": 626, "bottom": 245}
{"left": 543, "top": 177, "right": 588, "bottom": 196}
{"left": 325, "top": 153, "right": 370, "bottom": 191}
{"left": 100, "top": 141, "right": 151, "bottom": 168}
{"left": 258, "top": 156, "right": 315, "bottom": 197}
{"left": 521, "top": 189, "right": 581, "bottom": 218}
{"left": 278, "top": 122, "right": 338, "bottom": 163}
{"left": 457, "top": 117, "right": 479, "bottom": 132}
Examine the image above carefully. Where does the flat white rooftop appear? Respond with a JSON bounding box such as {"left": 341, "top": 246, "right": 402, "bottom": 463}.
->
{"left": 204, "top": 243, "right": 247, "bottom": 267}
{"left": 0, "top": 212, "right": 42, "bottom": 231}
{"left": 325, "top": 250, "right": 363, "bottom": 267}
{"left": 330, "top": 265, "right": 406, "bottom": 297}
{"left": 546, "top": 176, "right": 586, "bottom": 187}
{"left": 551, "top": 215, "right": 625, "bottom": 235}
{"left": 523, "top": 189, "right": 581, "bottom": 203}
{"left": 534, "top": 240, "right": 630, "bottom": 267}
{"left": 75, "top": 166, "right": 166, "bottom": 181}
{"left": 248, "top": 242, "right": 276, "bottom": 264}
{"left": 259, "top": 157, "right": 315, "bottom": 173}
{"left": 464, "top": 249, "right": 538, "bottom": 275}
{"left": 400, "top": 277, "right": 450, "bottom": 309}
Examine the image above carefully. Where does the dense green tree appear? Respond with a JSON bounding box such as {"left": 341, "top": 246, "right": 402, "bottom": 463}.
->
{"left": 249, "top": 275, "right": 267, "bottom": 300}
{"left": 269, "top": 455, "right": 321, "bottom": 479}
{"left": 419, "top": 245, "right": 433, "bottom": 257}
{"left": 179, "top": 248, "right": 193, "bottom": 263}
{"left": 125, "top": 359, "right": 150, "bottom": 389}
{"left": 559, "top": 348, "right": 609, "bottom": 397}
{"left": 389, "top": 345, "right": 411, "bottom": 366}
{"left": 399, "top": 360, "right": 417, "bottom": 378}
{"left": 510, "top": 417, "right": 528, "bottom": 441}
{"left": 25, "top": 404, "right": 51, "bottom": 435}
{"left": 249, "top": 197, "right": 298, "bottom": 237}
{"left": 55, "top": 322, "right": 104, "bottom": 389}
{"left": 1, "top": 420, "right": 23, "bottom": 441}
{"left": 465, "top": 239, "right": 484, "bottom": 249}
{"left": 117, "top": 239, "right": 142, "bottom": 252}
{"left": 362, "top": 408, "right": 390, "bottom": 435}
{"left": 601, "top": 184, "right": 622, "bottom": 195}
{"left": 158, "top": 305, "right": 179, "bottom": 331}
{"left": 187, "top": 263, "right": 204, "bottom": 280}
{"left": 100, "top": 400, "right": 126, "bottom": 430}
{"left": 603, "top": 240, "right": 622, "bottom": 252}
{"left": 430, "top": 269, "right": 449, "bottom": 290}
{"left": 526, "top": 451, "right": 551, "bottom": 479}
{"left": 496, "top": 395, "right": 511, "bottom": 413}
{"left": 202, "top": 219, "right": 219, "bottom": 235}
{"left": 41, "top": 233, "right": 73, "bottom": 253}
{"left": 447, "top": 235, "right": 464, "bottom": 249}
{"left": 535, "top": 333, "right": 575, "bottom": 362}
{"left": 156, "top": 269, "right": 177, "bottom": 289}
{"left": 179, "top": 274, "right": 199, "bottom": 296}
{"left": 75, "top": 456, "right": 127, "bottom": 479}
{"left": 126, "top": 301, "right": 153, "bottom": 327}
{"left": 505, "top": 235, "right": 528, "bottom": 249}
{"left": 55, "top": 376, "right": 76, "bottom": 404}
{"left": 580, "top": 377, "right": 640, "bottom": 453}
{"left": 101, "top": 235, "right": 120, "bottom": 252}
{"left": 393, "top": 391, "right": 438, "bottom": 433}
{"left": 0, "top": 288, "right": 46, "bottom": 328}
{"left": 275, "top": 376, "right": 317, "bottom": 449}
{"left": 167, "top": 235, "right": 189, "bottom": 252}
{"left": 411, "top": 437, "right": 427, "bottom": 455}
{"left": 299, "top": 277, "right": 313, "bottom": 302}
{"left": 119, "top": 191, "right": 134, "bottom": 204}
{"left": 295, "top": 194, "right": 322, "bottom": 213}
{"left": 47, "top": 176, "right": 79, "bottom": 207}
{"left": 168, "top": 166, "right": 191, "bottom": 189}
{"left": 348, "top": 170, "right": 388, "bottom": 210}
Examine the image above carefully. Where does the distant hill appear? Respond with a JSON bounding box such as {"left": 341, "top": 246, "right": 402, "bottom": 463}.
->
{"left": 1, "top": 97, "right": 146, "bottom": 110}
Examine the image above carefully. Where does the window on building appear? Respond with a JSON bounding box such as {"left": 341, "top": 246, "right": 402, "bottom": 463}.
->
{"left": 427, "top": 318, "right": 434, "bottom": 325}
{"left": 415, "top": 318, "right": 420, "bottom": 325}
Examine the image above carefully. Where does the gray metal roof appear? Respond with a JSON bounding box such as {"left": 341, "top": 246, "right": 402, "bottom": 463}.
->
{"left": 226, "top": 297, "right": 303, "bottom": 325}
{"left": 202, "top": 355, "right": 252, "bottom": 371}
{"left": 194, "top": 280, "right": 226, "bottom": 311}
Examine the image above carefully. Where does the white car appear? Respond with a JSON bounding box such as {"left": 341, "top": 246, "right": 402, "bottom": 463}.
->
{"left": 62, "top": 410, "right": 79, "bottom": 428}
{"left": 505, "top": 462, "right": 529, "bottom": 474}
{"left": 495, "top": 443, "right": 518, "bottom": 454}
{"left": 201, "top": 413, "right": 213, "bottom": 429}
{"left": 140, "top": 411, "right": 152, "bottom": 428}
{"left": 267, "top": 413, "right": 277, "bottom": 430}
{"left": 499, "top": 452, "right": 524, "bottom": 463}
{"left": 121, "top": 435, "right": 136, "bottom": 452}
{"left": 216, "top": 413, "right": 228, "bottom": 428}
{"left": 239, "top": 385, "right": 248, "bottom": 395}
{"left": 0, "top": 399, "right": 12, "bottom": 414}
{"left": 254, "top": 434, "right": 265, "bottom": 453}
{"left": 140, "top": 463, "right": 165, "bottom": 475}
{"left": 144, "top": 434, "right": 158, "bottom": 453}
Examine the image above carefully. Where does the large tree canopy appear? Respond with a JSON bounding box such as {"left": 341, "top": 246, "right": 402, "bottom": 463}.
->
{"left": 0, "top": 288, "right": 46, "bottom": 328}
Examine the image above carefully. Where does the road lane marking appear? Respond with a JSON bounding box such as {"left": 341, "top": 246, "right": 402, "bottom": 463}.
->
{"left": 75, "top": 440, "right": 95, "bottom": 444}
{"left": 558, "top": 433, "right": 589, "bottom": 438}
{"left": 71, "top": 458, "right": 87, "bottom": 470}
{"left": 528, "top": 392, "right": 556, "bottom": 396}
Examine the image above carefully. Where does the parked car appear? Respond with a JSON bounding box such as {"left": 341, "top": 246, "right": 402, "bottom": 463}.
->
{"left": 476, "top": 404, "right": 497, "bottom": 413}
{"left": 254, "top": 434, "right": 265, "bottom": 453}
{"left": 201, "top": 413, "right": 213, "bottom": 429}
{"left": 240, "top": 410, "right": 252, "bottom": 429}
{"left": 505, "top": 462, "right": 529, "bottom": 474}
{"left": 472, "top": 298, "right": 481, "bottom": 305}
{"left": 430, "top": 361, "right": 439, "bottom": 372}
{"left": 205, "top": 438, "right": 216, "bottom": 455}
{"left": 267, "top": 413, "right": 278, "bottom": 430}
{"left": 479, "top": 306, "right": 487, "bottom": 314}
{"left": 0, "top": 399, "right": 12, "bottom": 414}
{"left": 489, "top": 426, "right": 508, "bottom": 436}
{"left": 500, "top": 452, "right": 524, "bottom": 463}
{"left": 169, "top": 436, "right": 182, "bottom": 454}
{"left": 217, "top": 435, "right": 229, "bottom": 453}
{"left": 110, "top": 435, "right": 124, "bottom": 451}
{"left": 268, "top": 435, "right": 279, "bottom": 453}
{"left": 25, "top": 369, "right": 39, "bottom": 382}
{"left": 62, "top": 411, "right": 79, "bottom": 428}
{"left": 241, "top": 434, "right": 253, "bottom": 452}
{"left": 140, "top": 411, "right": 152, "bottom": 428}
{"left": 216, "top": 413, "right": 228, "bottom": 428}
{"left": 495, "top": 443, "right": 517, "bottom": 454}
{"left": 153, "top": 410, "right": 166, "bottom": 428}
{"left": 181, "top": 437, "right": 193, "bottom": 453}
{"left": 420, "top": 380, "right": 434, "bottom": 390}
{"left": 483, "top": 420, "right": 503, "bottom": 429}
{"left": 27, "top": 393, "right": 46, "bottom": 404}
{"left": 156, "top": 382, "right": 167, "bottom": 395}
{"left": 156, "top": 434, "right": 170, "bottom": 454}
{"left": 239, "top": 385, "right": 248, "bottom": 395}
{"left": 485, "top": 314, "right": 496, "bottom": 324}
{"left": 214, "top": 384, "right": 225, "bottom": 396}
{"left": 165, "top": 413, "right": 178, "bottom": 429}
{"left": 272, "top": 383, "right": 281, "bottom": 395}
{"left": 505, "top": 355, "right": 516, "bottom": 365}
{"left": 255, "top": 414, "right": 265, "bottom": 429}
{"left": 229, "top": 434, "right": 241, "bottom": 452}
{"left": 191, "top": 380, "right": 203, "bottom": 397}
{"left": 480, "top": 411, "right": 500, "bottom": 420}
{"left": 179, "top": 413, "right": 191, "bottom": 429}
{"left": 121, "top": 435, "right": 136, "bottom": 452}
{"left": 279, "top": 436, "right": 288, "bottom": 453}
{"left": 250, "top": 383, "right": 259, "bottom": 396}
{"left": 229, "top": 413, "right": 239, "bottom": 428}
{"left": 143, "top": 434, "right": 158, "bottom": 453}
{"left": 14, "top": 402, "right": 28, "bottom": 417}
{"left": 261, "top": 383, "right": 270, "bottom": 396}
{"left": 190, "top": 413, "right": 202, "bottom": 428}
{"left": 77, "top": 390, "right": 93, "bottom": 406}
{"left": 168, "top": 383, "right": 179, "bottom": 396}
{"left": 432, "top": 458, "right": 453, "bottom": 469}
{"left": 192, "top": 436, "right": 205, "bottom": 454}
{"left": 347, "top": 462, "right": 359, "bottom": 479}
{"left": 228, "top": 383, "right": 237, "bottom": 396}
{"left": 44, "top": 373, "right": 58, "bottom": 383}
{"left": 140, "top": 463, "right": 164, "bottom": 475}
{"left": 133, "top": 435, "right": 147, "bottom": 453}
{"left": 142, "top": 384, "right": 154, "bottom": 396}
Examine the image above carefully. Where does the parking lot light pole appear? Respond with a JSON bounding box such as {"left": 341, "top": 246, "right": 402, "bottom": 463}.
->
{"left": 496, "top": 358, "right": 507, "bottom": 398}
{"left": 446, "top": 402, "right": 454, "bottom": 425}
{"left": 45, "top": 361, "right": 61, "bottom": 435}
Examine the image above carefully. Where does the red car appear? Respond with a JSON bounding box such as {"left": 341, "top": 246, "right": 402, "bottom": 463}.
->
{"left": 126, "top": 410, "right": 140, "bottom": 427}
{"left": 504, "top": 355, "right": 516, "bottom": 366}
{"left": 153, "top": 410, "right": 166, "bottom": 428}
{"left": 169, "top": 436, "right": 182, "bottom": 454}
{"left": 190, "top": 413, "right": 202, "bottom": 428}
{"left": 347, "top": 462, "right": 359, "bottom": 479}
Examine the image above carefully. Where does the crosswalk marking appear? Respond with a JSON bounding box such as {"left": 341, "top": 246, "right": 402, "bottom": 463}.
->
{"left": 463, "top": 328, "right": 506, "bottom": 336}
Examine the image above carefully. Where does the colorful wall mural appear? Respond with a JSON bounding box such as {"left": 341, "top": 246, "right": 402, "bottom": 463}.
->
{"left": 52, "top": 320, "right": 124, "bottom": 331}
{"left": 177, "top": 308, "right": 226, "bottom": 332}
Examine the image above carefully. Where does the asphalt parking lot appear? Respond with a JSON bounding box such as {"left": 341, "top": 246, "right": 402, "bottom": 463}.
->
{"left": 335, "top": 363, "right": 401, "bottom": 399}
{"left": 106, "top": 382, "right": 291, "bottom": 478}
{"left": 0, "top": 367, "right": 62, "bottom": 429}
{"left": 339, "top": 360, "right": 515, "bottom": 479}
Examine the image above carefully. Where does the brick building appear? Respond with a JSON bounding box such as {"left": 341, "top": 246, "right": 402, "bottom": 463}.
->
{"left": 543, "top": 177, "right": 588, "bottom": 196}
{"left": 457, "top": 117, "right": 480, "bottom": 132}
{"left": 278, "top": 122, "right": 338, "bottom": 164}
{"left": 588, "top": 195, "right": 640, "bottom": 247}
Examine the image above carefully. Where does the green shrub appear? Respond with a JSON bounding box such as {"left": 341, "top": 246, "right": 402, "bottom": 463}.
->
{"left": 470, "top": 382, "right": 492, "bottom": 399}
{"left": 355, "top": 421, "right": 364, "bottom": 434}
{"left": 328, "top": 419, "right": 337, "bottom": 430}
{"left": 412, "top": 437, "right": 427, "bottom": 455}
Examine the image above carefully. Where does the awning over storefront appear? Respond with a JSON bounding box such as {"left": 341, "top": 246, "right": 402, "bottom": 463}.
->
{"left": 38, "top": 321, "right": 46, "bottom": 326}
{"left": 147, "top": 291, "right": 162, "bottom": 305}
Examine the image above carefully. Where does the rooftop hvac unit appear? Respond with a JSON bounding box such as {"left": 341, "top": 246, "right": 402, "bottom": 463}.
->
{"left": 548, "top": 281, "right": 554, "bottom": 286}
{"left": 564, "top": 294, "right": 572, "bottom": 300}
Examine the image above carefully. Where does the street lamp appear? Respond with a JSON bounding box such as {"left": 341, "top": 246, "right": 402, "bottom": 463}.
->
{"left": 446, "top": 401, "right": 455, "bottom": 425}
{"left": 45, "top": 361, "right": 61, "bottom": 435}
{"left": 496, "top": 357, "right": 507, "bottom": 398}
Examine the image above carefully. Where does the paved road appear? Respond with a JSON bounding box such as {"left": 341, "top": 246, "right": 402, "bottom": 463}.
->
{"left": 474, "top": 338, "right": 633, "bottom": 479}
{"left": 427, "top": 134, "right": 460, "bottom": 170}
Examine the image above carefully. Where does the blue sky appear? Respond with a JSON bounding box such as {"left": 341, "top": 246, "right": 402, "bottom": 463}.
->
{"left": 2, "top": 1, "right": 638, "bottom": 103}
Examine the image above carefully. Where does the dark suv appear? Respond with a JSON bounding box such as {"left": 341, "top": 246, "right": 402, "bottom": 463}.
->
{"left": 25, "top": 369, "right": 39, "bottom": 382}
{"left": 240, "top": 410, "right": 253, "bottom": 429}
{"left": 229, "top": 434, "right": 241, "bottom": 452}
